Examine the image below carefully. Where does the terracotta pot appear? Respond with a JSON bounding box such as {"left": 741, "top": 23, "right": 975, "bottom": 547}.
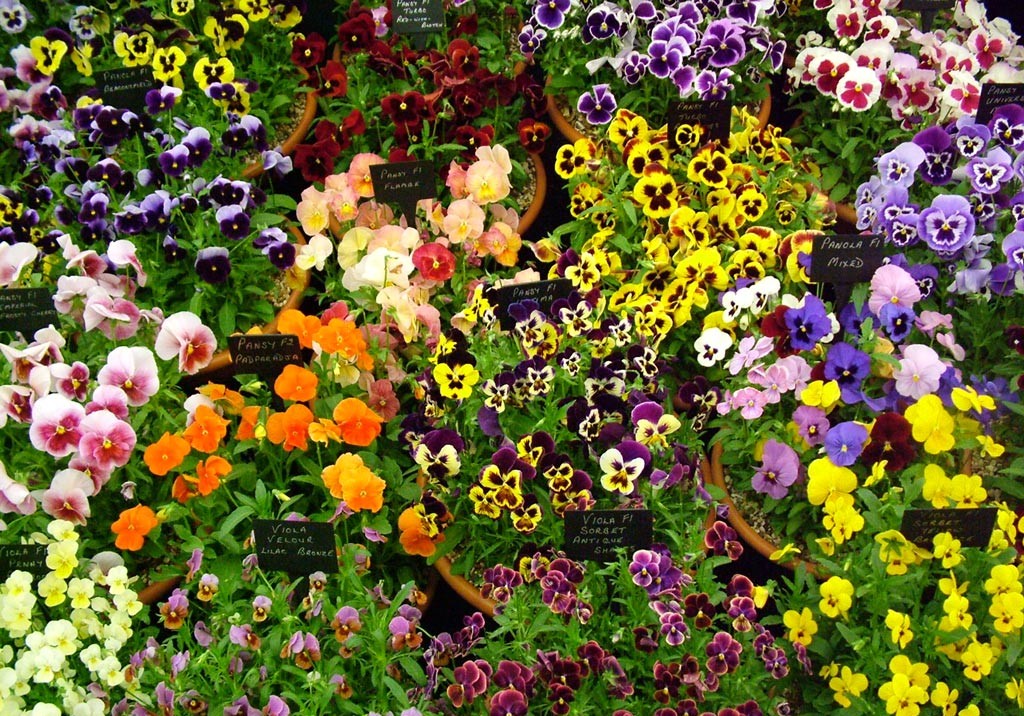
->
{"left": 197, "top": 224, "right": 310, "bottom": 375}
{"left": 433, "top": 554, "right": 498, "bottom": 617}
{"left": 517, "top": 151, "right": 547, "bottom": 238}
{"left": 706, "top": 441, "right": 820, "bottom": 575}
{"left": 546, "top": 85, "right": 774, "bottom": 144}
{"left": 241, "top": 85, "right": 319, "bottom": 180}
{"left": 137, "top": 575, "right": 183, "bottom": 605}
{"left": 834, "top": 200, "right": 859, "bottom": 228}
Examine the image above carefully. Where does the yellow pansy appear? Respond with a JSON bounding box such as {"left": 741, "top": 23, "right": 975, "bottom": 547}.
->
{"left": 904, "top": 394, "right": 955, "bottom": 454}
{"left": 951, "top": 386, "right": 997, "bottom": 413}
{"left": 783, "top": 607, "right": 817, "bottom": 646}
{"left": 29, "top": 36, "right": 68, "bottom": 76}
{"left": 818, "top": 576, "right": 854, "bottom": 618}
{"left": 152, "top": 46, "right": 187, "bottom": 83}
{"left": 806, "top": 457, "right": 857, "bottom": 506}
{"left": 829, "top": 665, "right": 868, "bottom": 708}
{"left": 800, "top": 379, "right": 841, "bottom": 411}
{"left": 885, "top": 610, "right": 914, "bottom": 649}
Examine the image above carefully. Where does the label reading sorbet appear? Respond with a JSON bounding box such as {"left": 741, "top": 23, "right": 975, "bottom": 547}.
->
{"left": 253, "top": 519, "right": 338, "bottom": 574}
{"left": 564, "top": 510, "right": 653, "bottom": 562}
{"left": 901, "top": 508, "right": 997, "bottom": 549}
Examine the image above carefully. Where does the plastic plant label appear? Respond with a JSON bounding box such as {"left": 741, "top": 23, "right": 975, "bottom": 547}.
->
{"left": 809, "top": 234, "right": 885, "bottom": 284}
{"left": 900, "top": 508, "right": 997, "bottom": 549}
{"left": 0, "top": 543, "right": 49, "bottom": 579}
{"left": 253, "top": 519, "right": 338, "bottom": 574}
{"left": 369, "top": 160, "right": 436, "bottom": 224}
{"left": 0, "top": 288, "right": 58, "bottom": 335}
{"left": 485, "top": 278, "right": 574, "bottom": 330}
{"left": 976, "top": 82, "right": 1024, "bottom": 125}
{"left": 228, "top": 334, "right": 303, "bottom": 380}
{"left": 669, "top": 98, "right": 733, "bottom": 148}
{"left": 564, "top": 509, "right": 654, "bottom": 562}
{"left": 95, "top": 67, "right": 158, "bottom": 113}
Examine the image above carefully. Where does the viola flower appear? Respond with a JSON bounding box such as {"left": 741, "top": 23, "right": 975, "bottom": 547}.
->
{"left": 28, "top": 393, "right": 85, "bottom": 458}
{"left": 835, "top": 65, "right": 881, "bottom": 111}
{"left": 143, "top": 432, "right": 191, "bottom": 477}
{"left": 824, "top": 421, "right": 869, "bottom": 467}
{"left": 41, "top": 469, "right": 94, "bottom": 524}
{"left": 577, "top": 84, "right": 617, "bottom": 126}
{"left": 183, "top": 404, "right": 230, "bottom": 453}
{"left": 77, "top": 409, "right": 136, "bottom": 472}
{"left": 189, "top": 456, "right": 231, "bottom": 496}
{"left": 266, "top": 403, "right": 315, "bottom": 451}
{"left": 598, "top": 441, "right": 651, "bottom": 495}
{"left": 699, "top": 20, "right": 747, "bottom": 68}
{"left": 412, "top": 242, "right": 456, "bottom": 282}
{"left": 705, "top": 520, "right": 743, "bottom": 559}
{"left": 893, "top": 344, "right": 945, "bottom": 399}
{"left": 111, "top": 504, "right": 159, "bottom": 551}
{"left": 783, "top": 295, "right": 833, "bottom": 351}
{"left": 332, "top": 397, "right": 383, "bottom": 446}
{"left": 917, "top": 194, "right": 976, "bottom": 254}
{"left": 534, "top": 0, "right": 571, "bottom": 30}
{"left": 633, "top": 163, "right": 677, "bottom": 219}
{"left": 751, "top": 440, "right": 801, "bottom": 499}
{"left": 792, "top": 404, "right": 829, "bottom": 447}
{"left": 154, "top": 311, "right": 216, "bottom": 375}
{"left": 321, "top": 452, "right": 385, "bottom": 512}
{"left": 876, "top": 142, "right": 926, "bottom": 189}
{"left": 194, "top": 246, "right": 231, "bottom": 284}
{"left": 274, "top": 364, "right": 318, "bottom": 403}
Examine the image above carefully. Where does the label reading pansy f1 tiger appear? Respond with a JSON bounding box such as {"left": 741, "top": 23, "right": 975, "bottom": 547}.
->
{"left": 564, "top": 509, "right": 653, "bottom": 562}
{"left": 900, "top": 508, "right": 997, "bottom": 549}
{"left": 668, "top": 98, "right": 733, "bottom": 149}
{"left": 253, "top": 519, "right": 338, "bottom": 574}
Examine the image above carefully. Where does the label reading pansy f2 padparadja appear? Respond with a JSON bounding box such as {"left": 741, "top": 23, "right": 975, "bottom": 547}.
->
{"left": 0, "top": 288, "right": 59, "bottom": 335}
{"left": 253, "top": 519, "right": 338, "bottom": 574}
{"left": 900, "top": 508, "right": 997, "bottom": 549}
{"left": 564, "top": 509, "right": 654, "bottom": 562}
{"left": 228, "top": 334, "right": 303, "bottom": 381}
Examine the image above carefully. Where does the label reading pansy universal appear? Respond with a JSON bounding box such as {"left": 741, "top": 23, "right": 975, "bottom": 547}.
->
{"left": 0, "top": 288, "right": 59, "bottom": 335}
{"left": 392, "top": 0, "right": 445, "bottom": 36}
{"left": 369, "top": 160, "right": 436, "bottom": 224}
{"left": 668, "top": 98, "right": 733, "bottom": 149}
{"left": 899, "top": 0, "right": 953, "bottom": 31}
{"left": 809, "top": 234, "right": 885, "bottom": 284}
{"left": 564, "top": 510, "right": 653, "bottom": 562}
{"left": 0, "top": 543, "right": 49, "bottom": 579}
{"left": 976, "top": 82, "right": 1024, "bottom": 125}
{"left": 95, "top": 67, "right": 158, "bottom": 114}
{"left": 253, "top": 519, "right": 338, "bottom": 574}
{"left": 228, "top": 334, "right": 303, "bottom": 380}
{"left": 900, "top": 508, "right": 997, "bottom": 549}
{"left": 486, "top": 278, "right": 574, "bottom": 330}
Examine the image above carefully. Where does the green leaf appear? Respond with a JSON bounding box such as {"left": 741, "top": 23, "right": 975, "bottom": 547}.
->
{"left": 218, "top": 301, "right": 237, "bottom": 340}
{"left": 217, "top": 505, "right": 255, "bottom": 538}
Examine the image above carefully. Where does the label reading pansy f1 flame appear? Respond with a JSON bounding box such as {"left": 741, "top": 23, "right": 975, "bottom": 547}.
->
{"left": 253, "top": 519, "right": 338, "bottom": 574}
{"left": 369, "top": 160, "right": 436, "bottom": 225}
{"left": 564, "top": 509, "right": 653, "bottom": 562}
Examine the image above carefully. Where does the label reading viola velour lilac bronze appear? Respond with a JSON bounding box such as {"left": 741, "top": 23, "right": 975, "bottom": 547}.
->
{"left": 253, "top": 519, "right": 338, "bottom": 574}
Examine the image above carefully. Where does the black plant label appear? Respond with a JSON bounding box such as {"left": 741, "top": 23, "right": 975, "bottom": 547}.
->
{"left": 253, "top": 519, "right": 338, "bottom": 574}
{"left": 976, "top": 82, "right": 1024, "bottom": 125}
{"left": 486, "top": 278, "right": 574, "bottom": 330}
{"left": 0, "top": 288, "right": 58, "bottom": 335}
{"left": 228, "top": 334, "right": 303, "bottom": 381}
{"left": 564, "top": 510, "right": 654, "bottom": 562}
{"left": 810, "top": 234, "right": 885, "bottom": 284}
{"left": 369, "top": 160, "right": 436, "bottom": 224}
{"left": 0, "top": 543, "right": 49, "bottom": 579}
{"left": 392, "top": 0, "right": 445, "bottom": 36}
{"left": 669, "top": 98, "right": 733, "bottom": 149}
{"left": 901, "top": 508, "right": 997, "bottom": 549}
{"left": 95, "top": 67, "right": 158, "bottom": 114}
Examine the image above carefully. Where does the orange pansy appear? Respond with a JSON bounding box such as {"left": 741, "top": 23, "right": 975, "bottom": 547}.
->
{"left": 237, "top": 405, "right": 263, "bottom": 441}
{"left": 111, "top": 504, "right": 159, "bottom": 551}
{"left": 274, "top": 364, "right": 319, "bottom": 402}
{"left": 314, "top": 319, "right": 371, "bottom": 369}
{"left": 276, "top": 309, "right": 322, "bottom": 350}
{"left": 172, "top": 475, "right": 196, "bottom": 503}
{"left": 322, "top": 453, "right": 386, "bottom": 512}
{"left": 309, "top": 418, "right": 341, "bottom": 445}
{"left": 143, "top": 432, "right": 191, "bottom": 476}
{"left": 265, "top": 403, "right": 315, "bottom": 452}
{"left": 189, "top": 455, "right": 232, "bottom": 496}
{"left": 183, "top": 405, "right": 230, "bottom": 453}
{"left": 197, "top": 383, "right": 246, "bottom": 414}
{"left": 332, "top": 397, "right": 382, "bottom": 447}
{"left": 398, "top": 507, "right": 440, "bottom": 557}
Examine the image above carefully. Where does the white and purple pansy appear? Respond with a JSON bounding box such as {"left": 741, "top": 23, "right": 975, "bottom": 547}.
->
{"left": 917, "top": 194, "right": 976, "bottom": 254}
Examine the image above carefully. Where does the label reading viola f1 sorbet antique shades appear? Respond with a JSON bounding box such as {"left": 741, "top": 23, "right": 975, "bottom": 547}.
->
{"left": 485, "top": 278, "right": 574, "bottom": 330}
{"left": 228, "top": 334, "right": 303, "bottom": 380}
{"left": 392, "top": 0, "right": 445, "bottom": 36}
{"left": 253, "top": 519, "right": 338, "bottom": 574}
{"left": 668, "top": 98, "right": 733, "bottom": 148}
{"left": 369, "top": 160, "right": 436, "bottom": 224}
{"left": 976, "top": 82, "right": 1024, "bottom": 125}
{"left": 900, "top": 508, "right": 997, "bottom": 549}
{"left": 0, "top": 288, "right": 58, "bottom": 335}
{"left": 564, "top": 510, "right": 654, "bottom": 562}
{"left": 0, "top": 543, "right": 49, "bottom": 579}
{"left": 809, "top": 233, "right": 885, "bottom": 284}
{"left": 95, "top": 67, "right": 158, "bottom": 114}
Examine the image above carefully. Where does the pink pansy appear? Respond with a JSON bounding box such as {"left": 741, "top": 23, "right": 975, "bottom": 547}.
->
{"left": 0, "top": 341, "right": 55, "bottom": 383}
{"left": 77, "top": 409, "right": 136, "bottom": 472}
{"left": 836, "top": 65, "right": 881, "bottom": 110}
{"left": 808, "top": 49, "right": 853, "bottom": 96}
{"left": 40, "top": 469, "right": 94, "bottom": 524}
{"left": 0, "top": 241, "right": 39, "bottom": 286}
{"left": 864, "top": 13, "right": 898, "bottom": 41}
{"left": 893, "top": 344, "right": 946, "bottom": 399}
{"left": 0, "top": 384, "right": 33, "bottom": 426}
{"left": 82, "top": 288, "right": 142, "bottom": 340}
{"left": 936, "top": 332, "right": 966, "bottom": 362}
{"left": 68, "top": 455, "right": 112, "bottom": 494}
{"left": 465, "top": 157, "right": 511, "bottom": 205}
{"left": 366, "top": 225, "right": 419, "bottom": 254}
{"left": 852, "top": 38, "right": 893, "bottom": 73}
{"left": 29, "top": 393, "right": 85, "bottom": 458}
{"left": 86, "top": 384, "right": 130, "bottom": 420}
{"left": 27, "top": 364, "right": 51, "bottom": 399}
{"left": 968, "top": 27, "right": 1005, "bottom": 69}
{"left": 155, "top": 311, "right": 216, "bottom": 375}
{"left": 51, "top": 361, "right": 91, "bottom": 401}
{"left": 297, "top": 185, "right": 331, "bottom": 236}
{"left": 107, "top": 239, "right": 148, "bottom": 287}
{"left": 366, "top": 379, "right": 400, "bottom": 422}
{"left": 747, "top": 362, "right": 793, "bottom": 404}
{"left": 97, "top": 346, "right": 159, "bottom": 407}
{"left": 346, "top": 152, "right": 385, "bottom": 198}
{"left": 0, "top": 460, "right": 35, "bottom": 515}
{"left": 826, "top": 3, "right": 864, "bottom": 40}
{"left": 66, "top": 247, "right": 112, "bottom": 280}
{"left": 731, "top": 387, "right": 768, "bottom": 420}
{"left": 443, "top": 198, "right": 486, "bottom": 245}
{"left": 53, "top": 274, "right": 98, "bottom": 319}
{"left": 915, "top": 310, "right": 953, "bottom": 335}
{"left": 943, "top": 72, "right": 981, "bottom": 115}
{"left": 868, "top": 263, "right": 921, "bottom": 315}
{"left": 354, "top": 201, "right": 393, "bottom": 230}
{"left": 414, "top": 304, "right": 441, "bottom": 350}
{"left": 475, "top": 145, "right": 513, "bottom": 175}
{"left": 446, "top": 160, "right": 469, "bottom": 199}
{"left": 774, "top": 355, "right": 813, "bottom": 394}
{"left": 727, "top": 335, "right": 774, "bottom": 376}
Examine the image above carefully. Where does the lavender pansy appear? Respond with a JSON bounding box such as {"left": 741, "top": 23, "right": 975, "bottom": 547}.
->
{"left": 750, "top": 439, "right": 800, "bottom": 499}
{"left": 965, "top": 148, "right": 1014, "bottom": 194}
{"left": 917, "top": 194, "right": 976, "bottom": 254}
{"left": 577, "top": 84, "right": 618, "bottom": 125}
{"left": 990, "top": 103, "right": 1024, "bottom": 151}
{"left": 877, "top": 142, "right": 925, "bottom": 189}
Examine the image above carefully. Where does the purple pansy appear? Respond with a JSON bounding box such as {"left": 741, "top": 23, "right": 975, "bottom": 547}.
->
{"left": 620, "top": 51, "right": 650, "bottom": 85}
{"left": 954, "top": 122, "right": 991, "bottom": 158}
{"left": 582, "top": 5, "right": 623, "bottom": 42}
{"left": 647, "top": 39, "right": 684, "bottom": 79}
{"left": 823, "top": 421, "right": 868, "bottom": 467}
{"left": 783, "top": 294, "right": 832, "bottom": 351}
{"left": 751, "top": 439, "right": 800, "bottom": 499}
{"left": 534, "top": 0, "right": 571, "bottom": 30}
{"left": 577, "top": 84, "right": 617, "bottom": 125}
{"left": 195, "top": 246, "right": 231, "bottom": 284}
{"left": 695, "top": 68, "right": 734, "bottom": 100}
{"left": 699, "top": 19, "right": 746, "bottom": 68}
{"left": 823, "top": 342, "right": 871, "bottom": 402}
{"left": 965, "top": 148, "right": 1014, "bottom": 194}
{"left": 911, "top": 126, "right": 956, "bottom": 185}
{"left": 1002, "top": 230, "right": 1024, "bottom": 270}
{"left": 877, "top": 142, "right": 925, "bottom": 188}
{"left": 216, "top": 204, "right": 250, "bottom": 240}
{"left": 917, "top": 194, "right": 975, "bottom": 254}
{"left": 518, "top": 24, "right": 546, "bottom": 56}
{"left": 990, "top": 103, "right": 1024, "bottom": 151}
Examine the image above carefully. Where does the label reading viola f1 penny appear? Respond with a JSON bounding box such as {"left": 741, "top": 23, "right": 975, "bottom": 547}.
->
{"left": 0, "top": 288, "right": 58, "bottom": 335}
{"left": 0, "top": 543, "right": 49, "bottom": 579}
{"left": 95, "top": 67, "right": 158, "bottom": 114}
{"left": 253, "top": 519, "right": 338, "bottom": 574}
{"left": 669, "top": 98, "right": 733, "bottom": 149}
{"left": 485, "top": 278, "right": 574, "bottom": 330}
{"left": 900, "top": 508, "right": 997, "bottom": 549}
{"left": 564, "top": 510, "right": 653, "bottom": 562}
{"left": 392, "top": 0, "right": 445, "bottom": 36}
{"left": 369, "top": 160, "right": 436, "bottom": 224}
{"left": 976, "top": 83, "right": 1024, "bottom": 125}
{"left": 228, "top": 334, "right": 303, "bottom": 380}
{"left": 809, "top": 233, "right": 885, "bottom": 284}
